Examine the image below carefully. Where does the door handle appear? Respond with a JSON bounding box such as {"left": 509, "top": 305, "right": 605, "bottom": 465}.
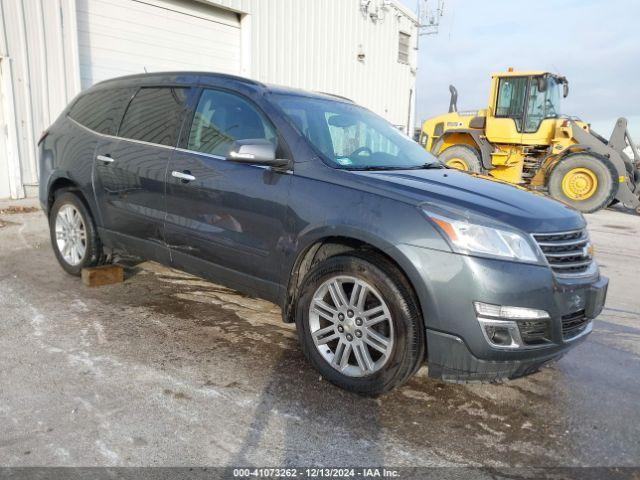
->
{"left": 172, "top": 170, "right": 196, "bottom": 182}
{"left": 96, "top": 154, "right": 115, "bottom": 163}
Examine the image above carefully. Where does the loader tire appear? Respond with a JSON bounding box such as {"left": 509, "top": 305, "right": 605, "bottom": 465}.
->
{"left": 438, "top": 145, "right": 483, "bottom": 173}
{"left": 547, "top": 153, "right": 617, "bottom": 213}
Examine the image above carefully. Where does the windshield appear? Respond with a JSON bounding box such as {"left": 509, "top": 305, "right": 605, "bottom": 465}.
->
{"left": 524, "top": 76, "right": 562, "bottom": 132}
{"left": 270, "top": 93, "right": 438, "bottom": 170}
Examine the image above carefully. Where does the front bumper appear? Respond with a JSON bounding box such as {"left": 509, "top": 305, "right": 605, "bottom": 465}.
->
{"left": 425, "top": 324, "right": 590, "bottom": 383}
{"left": 397, "top": 244, "right": 608, "bottom": 382}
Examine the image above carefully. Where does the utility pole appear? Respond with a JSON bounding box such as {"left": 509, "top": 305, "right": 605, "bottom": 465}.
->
{"left": 417, "top": 0, "right": 445, "bottom": 36}
{"left": 412, "top": 0, "right": 445, "bottom": 137}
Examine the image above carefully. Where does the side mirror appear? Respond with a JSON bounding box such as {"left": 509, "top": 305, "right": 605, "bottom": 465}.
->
{"left": 227, "top": 139, "right": 289, "bottom": 168}
{"left": 562, "top": 82, "right": 569, "bottom": 98}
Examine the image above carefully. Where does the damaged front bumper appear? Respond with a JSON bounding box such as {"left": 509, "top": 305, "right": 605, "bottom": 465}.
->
{"left": 426, "top": 276, "right": 608, "bottom": 383}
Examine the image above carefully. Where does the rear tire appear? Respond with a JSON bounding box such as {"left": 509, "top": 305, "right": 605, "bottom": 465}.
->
{"left": 438, "top": 145, "right": 484, "bottom": 173}
{"left": 49, "top": 191, "right": 104, "bottom": 276}
{"left": 295, "top": 252, "right": 425, "bottom": 396}
{"left": 547, "top": 153, "right": 617, "bottom": 213}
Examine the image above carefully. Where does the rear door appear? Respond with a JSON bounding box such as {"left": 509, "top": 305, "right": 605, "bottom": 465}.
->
{"left": 164, "top": 88, "right": 291, "bottom": 297}
{"left": 93, "top": 86, "right": 189, "bottom": 253}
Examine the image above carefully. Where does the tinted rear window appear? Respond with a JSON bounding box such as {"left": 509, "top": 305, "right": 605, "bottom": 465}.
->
{"left": 118, "top": 87, "right": 188, "bottom": 147}
{"left": 68, "top": 88, "right": 134, "bottom": 135}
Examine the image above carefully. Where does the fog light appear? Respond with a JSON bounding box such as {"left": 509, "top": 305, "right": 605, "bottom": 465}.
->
{"left": 474, "top": 302, "right": 550, "bottom": 320}
{"left": 477, "top": 318, "right": 522, "bottom": 349}
{"left": 485, "top": 325, "right": 513, "bottom": 346}
{"left": 474, "top": 303, "right": 550, "bottom": 349}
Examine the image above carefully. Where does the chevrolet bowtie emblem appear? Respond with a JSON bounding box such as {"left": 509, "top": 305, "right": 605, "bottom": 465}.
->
{"left": 584, "top": 243, "right": 594, "bottom": 258}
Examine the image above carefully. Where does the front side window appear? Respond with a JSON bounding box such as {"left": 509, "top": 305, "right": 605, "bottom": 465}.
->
{"left": 187, "top": 89, "right": 276, "bottom": 157}
{"left": 118, "top": 87, "right": 188, "bottom": 147}
{"left": 272, "top": 93, "right": 437, "bottom": 170}
{"left": 495, "top": 77, "right": 528, "bottom": 131}
{"left": 68, "top": 88, "right": 135, "bottom": 135}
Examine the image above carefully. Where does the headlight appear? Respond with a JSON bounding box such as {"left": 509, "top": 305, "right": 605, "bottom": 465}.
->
{"left": 423, "top": 208, "right": 540, "bottom": 263}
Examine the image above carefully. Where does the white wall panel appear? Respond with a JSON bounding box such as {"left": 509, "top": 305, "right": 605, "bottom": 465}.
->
{"left": 1, "top": 0, "right": 418, "bottom": 198}
{"left": 77, "top": 0, "right": 242, "bottom": 88}
{"left": 202, "top": 0, "right": 418, "bottom": 129}
{"left": 0, "top": 0, "right": 80, "bottom": 199}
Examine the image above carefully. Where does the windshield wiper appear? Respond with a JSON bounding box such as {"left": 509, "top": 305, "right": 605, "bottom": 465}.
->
{"left": 343, "top": 165, "right": 409, "bottom": 171}
{"left": 344, "top": 162, "right": 445, "bottom": 172}
{"left": 403, "top": 162, "right": 446, "bottom": 170}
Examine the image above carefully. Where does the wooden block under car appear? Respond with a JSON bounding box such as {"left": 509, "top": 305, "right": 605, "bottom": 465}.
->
{"left": 81, "top": 265, "right": 124, "bottom": 287}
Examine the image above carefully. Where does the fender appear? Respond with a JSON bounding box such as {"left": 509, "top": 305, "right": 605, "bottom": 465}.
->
{"left": 283, "top": 223, "right": 442, "bottom": 330}
{"left": 44, "top": 170, "right": 98, "bottom": 217}
{"left": 430, "top": 129, "right": 494, "bottom": 170}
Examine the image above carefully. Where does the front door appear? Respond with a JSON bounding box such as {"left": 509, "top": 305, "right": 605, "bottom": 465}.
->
{"left": 485, "top": 76, "right": 527, "bottom": 144}
{"left": 93, "top": 86, "right": 189, "bottom": 254}
{"left": 165, "top": 88, "right": 291, "bottom": 299}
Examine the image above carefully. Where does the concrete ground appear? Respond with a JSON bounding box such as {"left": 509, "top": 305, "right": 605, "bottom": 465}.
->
{"left": 0, "top": 198, "right": 639, "bottom": 469}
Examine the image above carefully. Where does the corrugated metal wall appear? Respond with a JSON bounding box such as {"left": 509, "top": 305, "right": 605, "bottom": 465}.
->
{"left": 0, "top": 0, "right": 417, "bottom": 199}
{"left": 212, "top": 0, "right": 418, "bottom": 128}
{"left": 76, "top": 0, "right": 243, "bottom": 89}
{"left": 0, "top": 0, "right": 80, "bottom": 198}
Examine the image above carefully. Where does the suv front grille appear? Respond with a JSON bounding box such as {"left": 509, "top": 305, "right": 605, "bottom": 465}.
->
{"left": 562, "top": 310, "right": 589, "bottom": 340}
{"left": 532, "top": 229, "right": 593, "bottom": 276}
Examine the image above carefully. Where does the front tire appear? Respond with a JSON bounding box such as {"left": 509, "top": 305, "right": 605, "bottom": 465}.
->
{"left": 49, "top": 191, "right": 104, "bottom": 276}
{"left": 295, "top": 253, "right": 425, "bottom": 396}
{"left": 547, "top": 153, "right": 617, "bottom": 213}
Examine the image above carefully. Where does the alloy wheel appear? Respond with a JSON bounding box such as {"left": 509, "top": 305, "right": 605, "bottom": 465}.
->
{"left": 55, "top": 204, "right": 87, "bottom": 266}
{"left": 309, "top": 275, "right": 394, "bottom": 377}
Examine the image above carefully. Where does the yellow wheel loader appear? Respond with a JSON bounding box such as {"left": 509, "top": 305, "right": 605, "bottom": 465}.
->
{"left": 419, "top": 70, "right": 640, "bottom": 213}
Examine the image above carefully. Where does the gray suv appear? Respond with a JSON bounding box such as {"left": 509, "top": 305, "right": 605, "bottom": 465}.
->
{"left": 39, "top": 72, "right": 608, "bottom": 395}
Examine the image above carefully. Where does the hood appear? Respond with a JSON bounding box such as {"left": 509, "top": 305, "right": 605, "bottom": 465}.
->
{"left": 350, "top": 168, "right": 584, "bottom": 233}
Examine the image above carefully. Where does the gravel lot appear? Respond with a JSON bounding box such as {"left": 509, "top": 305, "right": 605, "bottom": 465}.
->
{"left": 1, "top": 198, "right": 639, "bottom": 470}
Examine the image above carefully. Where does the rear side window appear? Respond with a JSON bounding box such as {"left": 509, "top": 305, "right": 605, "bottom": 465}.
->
{"left": 119, "top": 87, "right": 188, "bottom": 147}
{"left": 187, "top": 89, "right": 276, "bottom": 157}
{"left": 68, "top": 88, "right": 134, "bottom": 135}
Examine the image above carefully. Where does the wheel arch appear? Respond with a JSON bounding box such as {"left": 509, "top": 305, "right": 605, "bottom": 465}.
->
{"left": 47, "top": 177, "right": 81, "bottom": 212}
{"left": 46, "top": 175, "right": 98, "bottom": 222}
{"left": 283, "top": 230, "right": 428, "bottom": 331}
{"left": 431, "top": 129, "right": 494, "bottom": 170}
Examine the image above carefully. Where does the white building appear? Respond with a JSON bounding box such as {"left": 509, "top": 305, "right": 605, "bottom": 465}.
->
{"left": 0, "top": 0, "right": 419, "bottom": 200}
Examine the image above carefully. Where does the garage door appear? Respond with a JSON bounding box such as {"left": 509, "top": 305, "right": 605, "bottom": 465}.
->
{"left": 76, "top": 0, "right": 241, "bottom": 89}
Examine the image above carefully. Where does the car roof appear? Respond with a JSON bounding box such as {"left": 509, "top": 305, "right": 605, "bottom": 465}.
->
{"left": 265, "top": 84, "right": 353, "bottom": 103}
{"left": 91, "top": 71, "right": 353, "bottom": 103}
{"left": 92, "top": 71, "right": 262, "bottom": 88}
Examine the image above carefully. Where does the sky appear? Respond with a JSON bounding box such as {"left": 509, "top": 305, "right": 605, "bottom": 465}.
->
{"left": 398, "top": 0, "right": 640, "bottom": 140}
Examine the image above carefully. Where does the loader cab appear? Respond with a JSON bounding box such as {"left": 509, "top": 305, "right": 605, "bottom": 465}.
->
{"left": 485, "top": 71, "right": 568, "bottom": 145}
